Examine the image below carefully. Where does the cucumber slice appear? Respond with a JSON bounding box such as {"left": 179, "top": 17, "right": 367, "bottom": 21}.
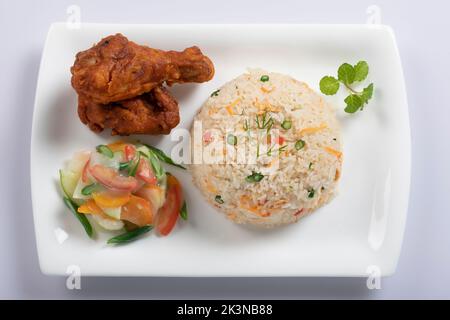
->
{"left": 72, "top": 178, "right": 92, "bottom": 201}
{"left": 101, "top": 206, "right": 122, "bottom": 220}
{"left": 91, "top": 214, "right": 124, "bottom": 231}
{"left": 90, "top": 151, "right": 122, "bottom": 170}
{"left": 136, "top": 145, "right": 166, "bottom": 182}
{"left": 59, "top": 169, "right": 79, "bottom": 200}
{"left": 67, "top": 150, "right": 90, "bottom": 173}
{"left": 136, "top": 145, "right": 150, "bottom": 158}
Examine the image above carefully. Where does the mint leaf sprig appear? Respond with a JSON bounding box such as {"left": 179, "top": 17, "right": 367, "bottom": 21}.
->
{"left": 319, "top": 61, "right": 374, "bottom": 113}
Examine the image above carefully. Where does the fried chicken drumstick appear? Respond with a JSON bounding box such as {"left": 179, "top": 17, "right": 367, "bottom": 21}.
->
{"left": 71, "top": 34, "right": 215, "bottom": 104}
{"left": 78, "top": 86, "right": 180, "bottom": 136}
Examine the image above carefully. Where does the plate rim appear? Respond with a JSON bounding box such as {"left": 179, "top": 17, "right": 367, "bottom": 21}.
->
{"left": 30, "top": 22, "right": 411, "bottom": 277}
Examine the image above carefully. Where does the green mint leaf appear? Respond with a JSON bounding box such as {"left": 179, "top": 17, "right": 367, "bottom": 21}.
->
{"left": 338, "top": 63, "right": 356, "bottom": 85}
{"left": 344, "top": 94, "right": 363, "bottom": 113}
{"left": 354, "top": 61, "right": 369, "bottom": 82}
{"left": 361, "top": 83, "right": 374, "bottom": 103}
{"left": 319, "top": 76, "right": 340, "bottom": 95}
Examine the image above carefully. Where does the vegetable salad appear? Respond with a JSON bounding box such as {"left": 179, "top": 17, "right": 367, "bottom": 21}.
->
{"left": 59, "top": 141, "right": 186, "bottom": 244}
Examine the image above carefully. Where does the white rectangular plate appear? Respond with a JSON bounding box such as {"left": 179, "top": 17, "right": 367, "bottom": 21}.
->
{"left": 31, "top": 23, "right": 410, "bottom": 276}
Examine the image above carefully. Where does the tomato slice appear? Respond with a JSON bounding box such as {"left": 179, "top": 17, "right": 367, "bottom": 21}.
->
{"left": 81, "top": 157, "right": 91, "bottom": 183}
{"left": 136, "top": 158, "right": 157, "bottom": 185}
{"left": 156, "top": 174, "right": 183, "bottom": 236}
{"left": 89, "top": 164, "right": 138, "bottom": 192}
{"left": 121, "top": 195, "right": 153, "bottom": 227}
{"left": 107, "top": 141, "right": 136, "bottom": 162}
{"left": 124, "top": 144, "right": 136, "bottom": 162}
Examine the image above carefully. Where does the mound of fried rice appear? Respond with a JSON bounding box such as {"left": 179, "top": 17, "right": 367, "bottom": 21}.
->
{"left": 190, "top": 69, "right": 342, "bottom": 227}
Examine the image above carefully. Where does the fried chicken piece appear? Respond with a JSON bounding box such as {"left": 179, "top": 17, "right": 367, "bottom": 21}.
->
{"left": 78, "top": 86, "right": 180, "bottom": 136}
{"left": 71, "top": 34, "right": 215, "bottom": 104}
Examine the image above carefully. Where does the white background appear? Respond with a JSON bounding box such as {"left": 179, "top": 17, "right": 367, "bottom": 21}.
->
{"left": 0, "top": 0, "right": 449, "bottom": 299}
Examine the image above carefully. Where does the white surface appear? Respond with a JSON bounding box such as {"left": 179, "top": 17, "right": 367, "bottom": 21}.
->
{"left": 1, "top": 0, "right": 450, "bottom": 298}
{"left": 31, "top": 23, "right": 410, "bottom": 276}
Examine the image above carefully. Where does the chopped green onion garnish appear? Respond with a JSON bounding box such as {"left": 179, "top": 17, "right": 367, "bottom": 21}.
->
{"left": 211, "top": 89, "right": 220, "bottom": 97}
{"left": 281, "top": 120, "right": 292, "bottom": 130}
{"left": 227, "top": 134, "right": 237, "bottom": 146}
{"left": 180, "top": 202, "right": 188, "bottom": 220}
{"left": 260, "top": 75, "right": 269, "bottom": 82}
{"left": 308, "top": 189, "right": 315, "bottom": 198}
{"left": 81, "top": 183, "right": 98, "bottom": 196}
{"left": 215, "top": 195, "right": 224, "bottom": 204}
{"left": 96, "top": 145, "right": 113, "bottom": 158}
{"left": 308, "top": 162, "right": 313, "bottom": 170}
{"left": 256, "top": 111, "right": 273, "bottom": 130}
{"left": 107, "top": 226, "right": 153, "bottom": 244}
{"left": 243, "top": 119, "right": 249, "bottom": 131}
{"left": 245, "top": 171, "right": 264, "bottom": 183}
{"left": 295, "top": 139, "right": 306, "bottom": 150}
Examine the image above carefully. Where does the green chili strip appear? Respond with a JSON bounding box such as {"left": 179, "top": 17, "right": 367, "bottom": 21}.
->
{"left": 144, "top": 144, "right": 186, "bottom": 169}
{"left": 128, "top": 152, "right": 141, "bottom": 177}
{"left": 119, "top": 161, "right": 132, "bottom": 171}
{"left": 63, "top": 197, "right": 93, "bottom": 238}
{"left": 180, "top": 202, "right": 188, "bottom": 220}
{"left": 81, "top": 183, "right": 98, "bottom": 196}
{"left": 107, "top": 226, "right": 153, "bottom": 244}
{"left": 96, "top": 145, "right": 114, "bottom": 158}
